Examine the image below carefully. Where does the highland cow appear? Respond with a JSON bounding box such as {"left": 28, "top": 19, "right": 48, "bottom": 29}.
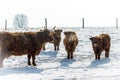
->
{"left": 43, "top": 29, "right": 62, "bottom": 50}
{"left": 63, "top": 31, "right": 78, "bottom": 59}
{"left": 0, "top": 29, "right": 54, "bottom": 67}
{"left": 89, "top": 34, "right": 111, "bottom": 60}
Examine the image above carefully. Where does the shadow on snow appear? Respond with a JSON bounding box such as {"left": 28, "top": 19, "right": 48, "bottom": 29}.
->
{"left": 41, "top": 50, "right": 58, "bottom": 58}
{"left": 0, "top": 66, "right": 43, "bottom": 76}
{"left": 60, "top": 58, "right": 76, "bottom": 67}
{"left": 88, "top": 58, "right": 110, "bottom": 68}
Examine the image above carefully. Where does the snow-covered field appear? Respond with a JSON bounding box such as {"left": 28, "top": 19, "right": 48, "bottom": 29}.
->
{"left": 0, "top": 27, "right": 120, "bottom": 80}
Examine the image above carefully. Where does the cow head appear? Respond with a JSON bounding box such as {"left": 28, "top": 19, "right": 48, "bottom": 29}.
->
{"left": 89, "top": 36, "right": 102, "bottom": 53}
{"left": 44, "top": 29, "right": 55, "bottom": 42}
{"left": 64, "top": 31, "right": 75, "bottom": 37}
{"left": 53, "top": 29, "right": 62, "bottom": 42}
{"left": 37, "top": 29, "right": 54, "bottom": 42}
{"left": 64, "top": 31, "right": 76, "bottom": 42}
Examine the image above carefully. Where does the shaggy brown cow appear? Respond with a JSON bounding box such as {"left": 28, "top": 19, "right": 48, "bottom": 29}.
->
{"left": 63, "top": 31, "right": 78, "bottom": 59}
{"left": 43, "top": 29, "right": 62, "bottom": 50}
{"left": 89, "top": 34, "right": 111, "bottom": 60}
{"left": 0, "top": 29, "right": 54, "bottom": 67}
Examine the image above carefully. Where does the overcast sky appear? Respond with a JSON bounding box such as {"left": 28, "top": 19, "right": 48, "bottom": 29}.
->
{"left": 0, "top": 0, "right": 120, "bottom": 28}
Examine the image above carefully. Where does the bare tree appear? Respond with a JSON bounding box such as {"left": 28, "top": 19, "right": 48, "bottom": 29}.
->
{"left": 13, "top": 14, "right": 28, "bottom": 29}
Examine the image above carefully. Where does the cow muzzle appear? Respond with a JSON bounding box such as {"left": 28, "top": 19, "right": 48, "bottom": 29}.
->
{"left": 93, "top": 43, "right": 100, "bottom": 53}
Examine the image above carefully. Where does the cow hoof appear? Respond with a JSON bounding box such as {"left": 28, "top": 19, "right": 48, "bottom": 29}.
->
{"left": 98, "top": 57, "right": 101, "bottom": 60}
{"left": 71, "top": 56, "right": 73, "bottom": 59}
{"left": 28, "top": 63, "right": 31, "bottom": 65}
{"left": 105, "top": 56, "right": 109, "bottom": 58}
{"left": 33, "top": 63, "right": 37, "bottom": 66}
{"left": 67, "top": 57, "right": 71, "bottom": 59}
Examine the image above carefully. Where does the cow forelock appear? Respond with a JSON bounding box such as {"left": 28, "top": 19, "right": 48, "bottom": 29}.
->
{"left": 93, "top": 43, "right": 98, "bottom": 47}
{"left": 92, "top": 42, "right": 101, "bottom": 53}
{"left": 67, "top": 34, "right": 75, "bottom": 42}
{"left": 55, "top": 35, "right": 60, "bottom": 39}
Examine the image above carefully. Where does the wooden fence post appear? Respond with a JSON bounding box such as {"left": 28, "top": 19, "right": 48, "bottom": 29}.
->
{"left": 82, "top": 18, "right": 84, "bottom": 29}
{"left": 116, "top": 18, "right": 118, "bottom": 29}
{"left": 5, "top": 19, "right": 7, "bottom": 30}
{"left": 45, "top": 18, "right": 47, "bottom": 29}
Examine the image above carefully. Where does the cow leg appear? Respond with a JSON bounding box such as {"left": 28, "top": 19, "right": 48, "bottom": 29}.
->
{"left": 57, "top": 45, "right": 59, "bottom": 50}
{"left": 43, "top": 46, "right": 45, "bottom": 50}
{"left": 54, "top": 44, "right": 57, "bottom": 50}
{"left": 71, "top": 52, "right": 73, "bottom": 59}
{"left": 98, "top": 53, "right": 101, "bottom": 60}
{"left": 28, "top": 54, "right": 31, "bottom": 65}
{"left": 67, "top": 52, "right": 71, "bottom": 59}
{"left": 95, "top": 53, "right": 97, "bottom": 60}
{"left": 105, "top": 48, "right": 110, "bottom": 58}
{"left": 55, "top": 46, "right": 56, "bottom": 51}
{"left": 42, "top": 43, "right": 46, "bottom": 50}
{"left": 32, "top": 54, "right": 36, "bottom": 66}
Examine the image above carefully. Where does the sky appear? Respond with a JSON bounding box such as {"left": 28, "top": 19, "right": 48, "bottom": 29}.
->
{"left": 0, "top": 0, "right": 120, "bottom": 29}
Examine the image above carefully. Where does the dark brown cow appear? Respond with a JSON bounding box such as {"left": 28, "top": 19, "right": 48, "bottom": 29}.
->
{"left": 43, "top": 29, "right": 62, "bottom": 50}
{"left": 0, "top": 29, "right": 54, "bottom": 67}
{"left": 63, "top": 31, "right": 78, "bottom": 59}
{"left": 89, "top": 34, "right": 111, "bottom": 60}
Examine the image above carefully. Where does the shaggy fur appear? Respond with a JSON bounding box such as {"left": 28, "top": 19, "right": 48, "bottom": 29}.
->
{"left": 0, "top": 29, "right": 54, "bottom": 67}
{"left": 63, "top": 31, "right": 78, "bottom": 59}
{"left": 43, "top": 29, "right": 62, "bottom": 50}
{"left": 90, "top": 34, "right": 111, "bottom": 60}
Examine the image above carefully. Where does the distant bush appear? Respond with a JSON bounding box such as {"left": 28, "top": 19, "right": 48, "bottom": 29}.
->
{"left": 13, "top": 14, "right": 28, "bottom": 29}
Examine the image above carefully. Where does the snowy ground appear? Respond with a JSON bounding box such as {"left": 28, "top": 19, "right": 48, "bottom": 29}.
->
{"left": 0, "top": 27, "right": 120, "bottom": 80}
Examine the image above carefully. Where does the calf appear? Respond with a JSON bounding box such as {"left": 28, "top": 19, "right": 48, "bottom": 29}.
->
{"left": 43, "top": 29, "right": 62, "bottom": 50}
{"left": 63, "top": 31, "right": 78, "bottom": 59}
{"left": 0, "top": 29, "right": 54, "bottom": 67}
{"left": 89, "top": 34, "right": 111, "bottom": 60}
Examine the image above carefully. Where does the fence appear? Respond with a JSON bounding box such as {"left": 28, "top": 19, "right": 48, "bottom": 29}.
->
{"left": 82, "top": 17, "right": 118, "bottom": 29}
{"left": 3, "top": 18, "right": 119, "bottom": 30}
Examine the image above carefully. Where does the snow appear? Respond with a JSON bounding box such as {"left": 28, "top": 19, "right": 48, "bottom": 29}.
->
{"left": 0, "top": 27, "right": 120, "bottom": 80}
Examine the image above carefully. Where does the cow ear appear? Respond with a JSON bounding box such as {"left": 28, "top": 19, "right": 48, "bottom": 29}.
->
{"left": 72, "top": 32, "right": 76, "bottom": 35}
{"left": 89, "top": 37, "right": 93, "bottom": 41}
{"left": 64, "top": 32, "right": 67, "bottom": 35}
{"left": 98, "top": 38, "right": 102, "bottom": 42}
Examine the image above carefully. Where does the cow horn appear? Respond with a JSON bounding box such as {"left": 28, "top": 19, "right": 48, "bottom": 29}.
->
{"left": 52, "top": 26, "right": 56, "bottom": 30}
